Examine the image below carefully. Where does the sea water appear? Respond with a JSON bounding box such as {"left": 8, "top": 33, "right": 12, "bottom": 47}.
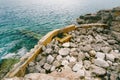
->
{"left": 0, "top": 0, "right": 120, "bottom": 61}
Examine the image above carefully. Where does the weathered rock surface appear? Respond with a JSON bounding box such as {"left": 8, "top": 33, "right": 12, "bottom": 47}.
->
{"left": 91, "top": 65, "right": 106, "bottom": 76}
{"left": 94, "top": 58, "right": 109, "bottom": 68}
{"left": 59, "top": 48, "right": 70, "bottom": 56}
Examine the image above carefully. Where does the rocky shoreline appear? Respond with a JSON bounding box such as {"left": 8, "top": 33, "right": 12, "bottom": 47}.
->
{"left": 4, "top": 7, "right": 120, "bottom": 80}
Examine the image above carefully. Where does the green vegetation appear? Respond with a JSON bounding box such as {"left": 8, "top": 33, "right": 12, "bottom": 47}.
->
{"left": 0, "top": 58, "right": 19, "bottom": 79}
{"left": 19, "top": 29, "right": 42, "bottom": 40}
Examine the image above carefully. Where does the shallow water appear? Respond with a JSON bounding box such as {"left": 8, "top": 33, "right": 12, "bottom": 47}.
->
{"left": 0, "top": 0, "right": 120, "bottom": 60}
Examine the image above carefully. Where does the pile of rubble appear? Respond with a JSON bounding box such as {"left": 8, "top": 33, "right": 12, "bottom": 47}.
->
{"left": 24, "top": 26, "right": 120, "bottom": 80}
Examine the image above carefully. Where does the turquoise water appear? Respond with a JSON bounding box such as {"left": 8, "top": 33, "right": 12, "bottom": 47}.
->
{"left": 0, "top": 0, "right": 120, "bottom": 60}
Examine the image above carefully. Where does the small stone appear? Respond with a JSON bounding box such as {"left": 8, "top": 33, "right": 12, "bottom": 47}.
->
{"left": 107, "top": 40, "right": 117, "bottom": 45}
{"left": 42, "top": 45, "right": 46, "bottom": 51}
{"left": 52, "top": 54, "right": 57, "bottom": 58}
{"left": 28, "top": 66, "right": 35, "bottom": 73}
{"left": 68, "top": 56, "right": 76, "bottom": 62}
{"left": 114, "top": 50, "right": 119, "bottom": 53}
{"left": 82, "top": 45, "right": 92, "bottom": 52}
{"left": 62, "top": 42, "right": 70, "bottom": 48}
{"left": 96, "top": 27, "right": 104, "bottom": 32}
{"left": 50, "top": 66, "right": 56, "bottom": 72}
{"left": 29, "top": 62, "right": 35, "bottom": 67}
{"left": 70, "top": 48, "right": 77, "bottom": 52}
{"left": 110, "top": 50, "right": 120, "bottom": 59}
{"left": 94, "top": 46, "right": 101, "bottom": 52}
{"left": 96, "top": 52, "right": 105, "bottom": 59}
{"left": 43, "top": 63, "right": 51, "bottom": 70}
{"left": 54, "top": 45, "right": 60, "bottom": 52}
{"left": 84, "top": 60, "right": 91, "bottom": 69}
{"left": 76, "top": 37, "right": 81, "bottom": 42}
{"left": 78, "top": 52, "right": 85, "bottom": 61}
{"left": 107, "top": 60, "right": 112, "bottom": 66}
{"left": 73, "top": 62, "right": 83, "bottom": 72}
{"left": 94, "top": 58, "right": 109, "bottom": 68}
{"left": 63, "top": 65, "right": 72, "bottom": 71}
{"left": 84, "top": 52, "right": 90, "bottom": 59}
{"left": 36, "top": 54, "right": 42, "bottom": 61}
{"left": 76, "top": 69, "right": 85, "bottom": 78}
{"left": 85, "top": 77, "right": 93, "bottom": 80}
{"left": 91, "top": 65, "right": 106, "bottom": 76}
{"left": 65, "top": 55, "right": 71, "bottom": 61}
{"left": 68, "top": 62, "right": 76, "bottom": 68}
{"left": 94, "top": 77, "right": 102, "bottom": 80}
{"left": 70, "top": 52, "right": 78, "bottom": 57}
{"left": 85, "top": 70, "right": 92, "bottom": 77}
{"left": 89, "top": 50, "right": 96, "bottom": 57}
{"left": 53, "top": 60, "right": 61, "bottom": 67}
{"left": 47, "top": 55, "right": 54, "bottom": 64}
{"left": 45, "top": 48, "right": 53, "bottom": 54}
{"left": 40, "top": 69, "right": 46, "bottom": 73}
{"left": 56, "top": 55, "right": 62, "bottom": 61}
{"left": 101, "top": 46, "right": 112, "bottom": 53}
{"left": 95, "top": 34, "right": 103, "bottom": 43}
{"left": 91, "top": 58, "right": 95, "bottom": 64}
{"left": 39, "top": 58, "right": 46, "bottom": 66}
{"left": 70, "top": 42, "right": 77, "bottom": 48}
{"left": 113, "top": 63, "right": 118, "bottom": 66}
{"left": 62, "top": 60, "right": 69, "bottom": 66}
{"left": 59, "top": 48, "right": 70, "bottom": 56}
{"left": 110, "top": 73, "right": 118, "bottom": 80}
{"left": 106, "top": 53, "right": 115, "bottom": 62}
{"left": 35, "top": 65, "right": 41, "bottom": 72}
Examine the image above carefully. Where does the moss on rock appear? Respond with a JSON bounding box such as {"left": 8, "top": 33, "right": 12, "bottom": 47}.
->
{"left": 0, "top": 58, "right": 19, "bottom": 79}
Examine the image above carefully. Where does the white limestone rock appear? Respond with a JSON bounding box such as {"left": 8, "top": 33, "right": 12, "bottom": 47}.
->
{"left": 59, "top": 48, "right": 70, "bottom": 56}
{"left": 68, "top": 56, "right": 76, "bottom": 62}
{"left": 82, "top": 45, "right": 92, "bottom": 52}
{"left": 78, "top": 52, "right": 85, "bottom": 61}
{"left": 62, "top": 60, "right": 69, "bottom": 66}
{"left": 39, "top": 58, "right": 46, "bottom": 66}
{"left": 107, "top": 60, "right": 113, "bottom": 66}
{"left": 50, "top": 66, "right": 56, "bottom": 72}
{"left": 62, "top": 42, "right": 70, "bottom": 48}
{"left": 73, "top": 62, "right": 83, "bottom": 72}
{"left": 91, "top": 65, "right": 106, "bottom": 75}
{"left": 65, "top": 55, "right": 71, "bottom": 61}
{"left": 35, "top": 65, "right": 41, "bottom": 72}
{"left": 96, "top": 52, "right": 105, "bottom": 60}
{"left": 45, "top": 48, "right": 53, "bottom": 54}
{"left": 106, "top": 53, "right": 115, "bottom": 62}
{"left": 94, "top": 58, "right": 109, "bottom": 68}
{"left": 47, "top": 55, "right": 54, "bottom": 64}
{"left": 84, "top": 52, "right": 90, "bottom": 59}
{"left": 53, "top": 60, "right": 61, "bottom": 67}
{"left": 43, "top": 63, "right": 51, "bottom": 70}
{"left": 70, "top": 48, "right": 77, "bottom": 52}
{"left": 101, "top": 46, "right": 112, "bottom": 53}
{"left": 84, "top": 60, "right": 91, "bottom": 69}
{"left": 56, "top": 55, "right": 62, "bottom": 61}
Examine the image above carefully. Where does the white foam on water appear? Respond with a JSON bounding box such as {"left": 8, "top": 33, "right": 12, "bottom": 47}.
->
{"left": 1, "top": 47, "right": 28, "bottom": 60}
{"left": 17, "top": 47, "right": 28, "bottom": 57}
{"left": 1, "top": 53, "right": 16, "bottom": 59}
